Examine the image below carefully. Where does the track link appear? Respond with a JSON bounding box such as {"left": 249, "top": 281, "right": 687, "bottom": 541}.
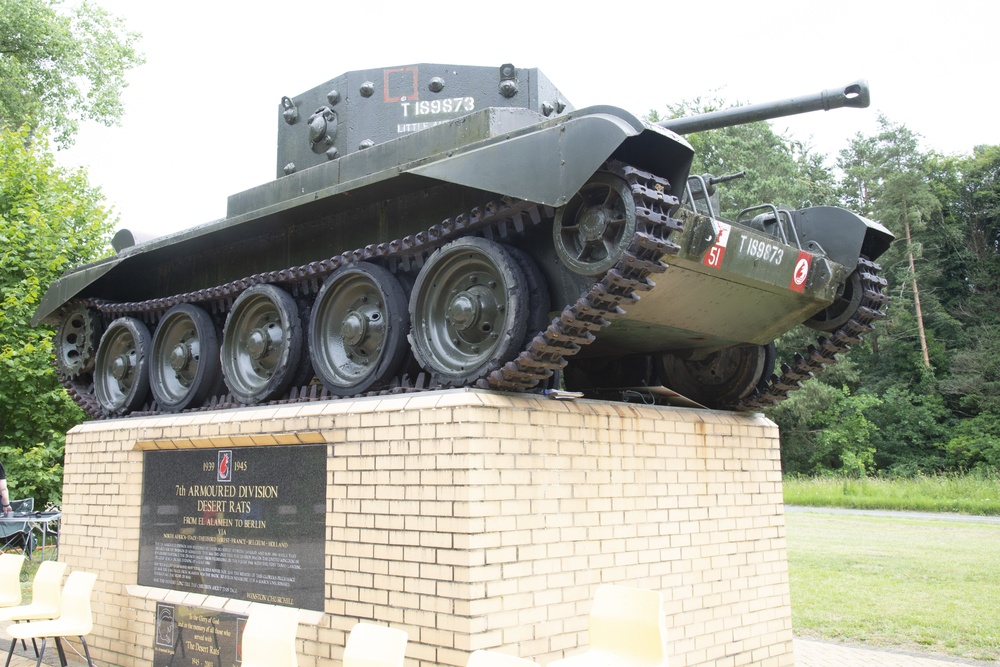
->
{"left": 482, "top": 163, "right": 682, "bottom": 391}
{"left": 61, "top": 162, "right": 684, "bottom": 419}
{"left": 58, "top": 162, "right": 886, "bottom": 419}
{"left": 736, "top": 257, "right": 889, "bottom": 411}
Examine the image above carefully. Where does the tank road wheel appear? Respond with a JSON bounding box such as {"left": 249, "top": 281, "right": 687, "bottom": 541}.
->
{"left": 150, "top": 304, "right": 222, "bottom": 412}
{"left": 553, "top": 172, "right": 637, "bottom": 277}
{"left": 409, "top": 237, "right": 529, "bottom": 387}
{"left": 54, "top": 303, "right": 101, "bottom": 378}
{"left": 657, "top": 343, "right": 776, "bottom": 410}
{"left": 221, "top": 284, "right": 304, "bottom": 404}
{"left": 505, "top": 246, "right": 552, "bottom": 337}
{"left": 804, "top": 267, "right": 864, "bottom": 332}
{"left": 309, "top": 263, "right": 410, "bottom": 396}
{"left": 93, "top": 317, "right": 152, "bottom": 415}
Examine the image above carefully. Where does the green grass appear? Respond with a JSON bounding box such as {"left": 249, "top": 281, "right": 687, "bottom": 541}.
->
{"left": 786, "top": 511, "right": 1000, "bottom": 662}
{"left": 783, "top": 474, "right": 1000, "bottom": 515}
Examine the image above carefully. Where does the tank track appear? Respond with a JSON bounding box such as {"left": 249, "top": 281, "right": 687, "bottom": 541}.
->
{"left": 736, "top": 257, "right": 889, "bottom": 411}
{"left": 58, "top": 161, "right": 886, "bottom": 419}
{"left": 481, "top": 163, "right": 682, "bottom": 391}
{"left": 61, "top": 161, "right": 683, "bottom": 419}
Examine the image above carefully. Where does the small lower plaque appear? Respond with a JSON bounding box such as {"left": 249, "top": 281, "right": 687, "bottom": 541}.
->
{"left": 153, "top": 603, "right": 245, "bottom": 667}
{"left": 139, "top": 445, "right": 326, "bottom": 610}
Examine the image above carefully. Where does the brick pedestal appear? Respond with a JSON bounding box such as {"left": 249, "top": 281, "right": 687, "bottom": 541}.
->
{"left": 60, "top": 389, "right": 794, "bottom": 667}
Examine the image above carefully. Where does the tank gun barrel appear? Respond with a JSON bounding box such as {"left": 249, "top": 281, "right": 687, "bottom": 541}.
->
{"left": 708, "top": 171, "right": 745, "bottom": 187}
{"left": 659, "top": 80, "right": 870, "bottom": 135}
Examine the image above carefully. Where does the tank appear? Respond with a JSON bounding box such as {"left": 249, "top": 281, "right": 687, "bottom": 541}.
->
{"left": 32, "top": 64, "right": 892, "bottom": 419}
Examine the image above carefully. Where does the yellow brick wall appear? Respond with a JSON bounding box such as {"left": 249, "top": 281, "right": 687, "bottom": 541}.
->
{"left": 61, "top": 389, "right": 793, "bottom": 667}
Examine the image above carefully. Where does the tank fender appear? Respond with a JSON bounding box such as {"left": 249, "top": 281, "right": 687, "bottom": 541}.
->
{"left": 31, "top": 256, "right": 123, "bottom": 326}
{"left": 407, "top": 106, "right": 693, "bottom": 207}
{"left": 791, "top": 206, "right": 894, "bottom": 270}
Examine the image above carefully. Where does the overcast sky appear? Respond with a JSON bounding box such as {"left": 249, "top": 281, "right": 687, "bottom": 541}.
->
{"left": 60, "top": 0, "right": 999, "bottom": 239}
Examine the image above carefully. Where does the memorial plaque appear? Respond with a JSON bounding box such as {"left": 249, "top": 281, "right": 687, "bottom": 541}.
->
{"left": 153, "top": 603, "right": 245, "bottom": 667}
{"left": 139, "top": 445, "right": 326, "bottom": 610}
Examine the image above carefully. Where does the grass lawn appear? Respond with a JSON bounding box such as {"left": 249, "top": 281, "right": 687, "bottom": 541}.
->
{"left": 784, "top": 474, "right": 1000, "bottom": 515}
{"left": 785, "top": 510, "right": 1000, "bottom": 662}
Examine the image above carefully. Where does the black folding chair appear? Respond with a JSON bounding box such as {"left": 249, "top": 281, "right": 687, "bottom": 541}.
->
{"left": 0, "top": 499, "right": 36, "bottom": 558}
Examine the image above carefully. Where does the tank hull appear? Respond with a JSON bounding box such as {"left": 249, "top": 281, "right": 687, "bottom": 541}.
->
{"left": 34, "top": 64, "right": 892, "bottom": 417}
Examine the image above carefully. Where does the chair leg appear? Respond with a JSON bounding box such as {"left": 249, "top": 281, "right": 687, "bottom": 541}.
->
{"left": 79, "top": 636, "right": 95, "bottom": 667}
{"left": 54, "top": 637, "right": 68, "bottom": 667}
{"left": 11, "top": 619, "right": 33, "bottom": 654}
{"left": 5, "top": 638, "right": 15, "bottom": 667}
{"left": 33, "top": 638, "right": 46, "bottom": 667}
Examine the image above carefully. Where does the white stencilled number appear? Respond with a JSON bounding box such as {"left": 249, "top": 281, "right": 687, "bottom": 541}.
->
{"left": 404, "top": 97, "right": 475, "bottom": 117}
{"left": 739, "top": 236, "right": 784, "bottom": 265}
{"left": 707, "top": 246, "right": 722, "bottom": 266}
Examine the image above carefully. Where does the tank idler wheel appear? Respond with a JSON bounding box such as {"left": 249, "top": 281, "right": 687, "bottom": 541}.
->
{"left": 804, "top": 267, "right": 864, "bottom": 332}
{"left": 94, "top": 317, "right": 152, "bottom": 416}
{"left": 657, "top": 342, "right": 776, "bottom": 410}
{"left": 54, "top": 303, "right": 101, "bottom": 379}
{"left": 553, "top": 171, "right": 637, "bottom": 277}
{"left": 409, "top": 237, "right": 529, "bottom": 387}
{"left": 150, "top": 304, "right": 222, "bottom": 412}
{"left": 221, "top": 284, "right": 305, "bottom": 404}
{"left": 309, "top": 263, "right": 410, "bottom": 396}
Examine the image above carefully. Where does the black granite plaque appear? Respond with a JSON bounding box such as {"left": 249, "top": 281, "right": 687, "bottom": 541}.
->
{"left": 153, "top": 603, "right": 246, "bottom": 667}
{"left": 139, "top": 445, "right": 326, "bottom": 610}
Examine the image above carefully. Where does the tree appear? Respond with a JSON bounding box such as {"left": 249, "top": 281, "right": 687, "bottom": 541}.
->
{"left": 0, "top": 126, "right": 115, "bottom": 503}
{"left": 0, "top": 0, "right": 143, "bottom": 147}
{"left": 937, "top": 145, "right": 1000, "bottom": 420}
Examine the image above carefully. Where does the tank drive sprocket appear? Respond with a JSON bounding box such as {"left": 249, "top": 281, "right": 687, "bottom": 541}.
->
{"left": 53, "top": 303, "right": 101, "bottom": 379}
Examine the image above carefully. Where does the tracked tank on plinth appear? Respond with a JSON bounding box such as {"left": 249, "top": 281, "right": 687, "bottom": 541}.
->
{"left": 33, "top": 63, "right": 893, "bottom": 419}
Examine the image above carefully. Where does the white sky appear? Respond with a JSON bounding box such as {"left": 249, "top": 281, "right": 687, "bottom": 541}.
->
{"left": 60, "top": 0, "right": 1000, "bottom": 239}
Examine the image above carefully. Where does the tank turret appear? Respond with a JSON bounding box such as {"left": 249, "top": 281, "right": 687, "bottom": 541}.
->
{"left": 276, "top": 64, "right": 572, "bottom": 175}
{"left": 34, "top": 64, "right": 892, "bottom": 418}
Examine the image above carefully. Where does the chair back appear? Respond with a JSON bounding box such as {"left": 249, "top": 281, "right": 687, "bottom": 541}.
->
{"left": 31, "top": 560, "right": 69, "bottom": 615}
{"left": 467, "top": 649, "right": 540, "bottom": 667}
{"left": 0, "top": 498, "right": 33, "bottom": 541}
{"left": 587, "top": 584, "right": 667, "bottom": 665}
{"left": 0, "top": 553, "right": 24, "bottom": 606}
{"left": 343, "top": 622, "right": 408, "bottom": 667}
{"left": 8, "top": 499, "right": 33, "bottom": 513}
{"left": 240, "top": 604, "right": 299, "bottom": 667}
{"left": 58, "top": 570, "right": 97, "bottom": 634}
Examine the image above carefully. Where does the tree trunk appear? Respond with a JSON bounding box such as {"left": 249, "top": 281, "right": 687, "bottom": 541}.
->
{"left": 903, "top": 197, "right": 931, "bottom": 368}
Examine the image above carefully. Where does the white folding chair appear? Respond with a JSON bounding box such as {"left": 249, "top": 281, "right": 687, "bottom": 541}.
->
{"left": 0, "top": 560, "right": 67, "bottom": 658}
{"left": 343, "top": 622, "right": 408, "bottom": 667}
{"left": 467, "top": 649, "right": 540, "bottom": 667}
{"left": 0, "top": 554, "right": 24, "bottom": 608}
{"left": 240, "top": 604, "right": 299, "bottom": 667}
{"left": 548, "top": 584, "right": 669, "bottom": 667}
{"left": 5, "top": 570, "right": 97, "bottom": 667}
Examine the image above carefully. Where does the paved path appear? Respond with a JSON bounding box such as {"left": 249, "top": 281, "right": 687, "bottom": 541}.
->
{"left": 2, "top": 621, "right": 994, "bottom": 666}
{"left": 785, "top": 505, "right": 1000, "bottom": 525}
{"left": 4, "top": 638, "right": 994, "bottom": 667}
{"left": 795, "top": 638, "right": 996, "bottom": 666}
